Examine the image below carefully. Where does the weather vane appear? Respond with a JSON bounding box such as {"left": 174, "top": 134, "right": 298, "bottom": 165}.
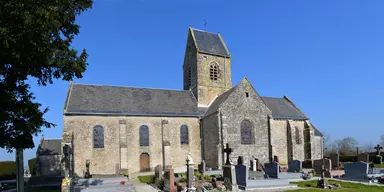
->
{"left": 204, "top": 19, "right": 207, "bottom": 31}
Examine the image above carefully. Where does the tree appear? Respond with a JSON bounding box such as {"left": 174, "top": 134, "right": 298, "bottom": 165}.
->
{"left": 0, "top": 0, "right": 92, "bottom": 152}
{"left": 360, "top": 143, "right": 374, "bottom": 153}
{"left": 380, "top": 135, "right": 384, "bottom": 147}
{"left": 331, "top": 137, "right": 359, "bottom": 155}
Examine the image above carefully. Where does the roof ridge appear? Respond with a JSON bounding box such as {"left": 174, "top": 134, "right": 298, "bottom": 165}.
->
{"left": 190, "top": 27, "right": 219, "bottom": 35}
{"left": 72, "top": 83, "right": 190, "bottom": 93}
{"left": 261, "top": 96, "right": 282, "bottom": 99}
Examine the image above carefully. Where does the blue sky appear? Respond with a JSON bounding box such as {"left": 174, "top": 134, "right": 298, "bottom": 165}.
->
{"left": 1, "top": 0, "right": 384, "bottom": 165}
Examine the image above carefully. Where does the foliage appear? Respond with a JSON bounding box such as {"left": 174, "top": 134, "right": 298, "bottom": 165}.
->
{"left": 360, "top": 143, "right": 375, "bottom": 153}
{"left": 0, "top": 0, "right": 92, "bottom": 151}
{"left": 381, "top": 135, "right": 384, "bottom": 148}
{"left": 28, "top": 158, "right": 37, "bottom": 175}
{"left": 328, "top": 137, "right": 359, "bottom": 156}
{"left": 308, "top": 169, "right": 316, "bottom": 176}
{"left": 295, "top": 169, "right": 303, "bottom": 173}
{"left": 179, "top": 177, "right": 187, "bottom": 183}
{"left": 204, "top": 174, "right": 211, "bottom": 181}
{"left": 290, "top": 179, "right": 384, "bottom": 192}
{"left": 0, "top": 161, "right": 16, "bottom": 175}
{"left": 374, "top": 163, "right": 384, "bottom": 168}
{"left": 194, "top": 172, "right": 202, "bottom": 180}
{"left": 122, "top": 171, "right": 129, "bottom": 177}
{"left": 137, "top": 175, "right": 155, "bottom": 183}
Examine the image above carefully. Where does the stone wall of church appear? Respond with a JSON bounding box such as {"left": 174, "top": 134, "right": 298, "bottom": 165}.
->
{"left": 312, "top": 135, "right": 323, "bottom": 160}
{"left": 183, "top": 30, "right": 198, "bottom": 97}
{"left": 201, "top": 112, "right": 220, "bottom": 169}
{"left": 219, "top": 79, "right": 271, "bottom": 166}
{"left": 270, "top": 119, "right": 306, "bottom": 166}
{"left": 196, "top": 53, "right": 232, "bottom": 107}
{"left": 63, "top": 115, "right": 201, "bottom": 176}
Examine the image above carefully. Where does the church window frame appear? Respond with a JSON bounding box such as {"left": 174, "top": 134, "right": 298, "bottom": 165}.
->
{"left": 93, "top": 125, "right": 105, "bottom": 148}
{"left": 139, "top": 125, "right": 150, "bottom": 147}
{"left": 295, "top": 126, "right": 302, "bottom": 144}
{"left": 240, "top": 119, "right": 254, "bottom": 145}
{"left": 209, "top": 62, "right": 219, "bottom": 81}
{"left": 180, "top": 124, "right": 189, "bottom": 145}
{"left": 187, "top": 66, "right": 192, "bottom": 87}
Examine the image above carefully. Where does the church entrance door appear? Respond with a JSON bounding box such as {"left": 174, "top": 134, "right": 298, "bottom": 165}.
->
{"left": 140, "top": 153, "right": 150, "bottom": 172}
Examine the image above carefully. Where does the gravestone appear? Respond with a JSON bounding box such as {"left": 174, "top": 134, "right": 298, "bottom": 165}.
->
{"left": 302, "top": 160, "right": 313, "bottom": 168}
{"left": 250, "top": 158, "right": 257, "bottom": 171}
{"left": 222, "top": 143, "right": 238, "bottom": 191}
{"left": 373, "top": 156, "right": 383, "bottom": 165}
{"left": 164, "top": 168, "right": 177, "bottom": 192}
{"left": 155, "top": 165, "right": 163, "bottom": 180}
{"left": 264, "top": 162, "right": 279, "bottom": 178}
{"left": 288, "top": 160, "right": 302, "bottom": 172}
{"left": 273, "top": 155, "right": 279, "bottom": 163}
{"left": 164, "top": 141, "right": 172, "bottom": 170}
{"left": 330, "top": 153, "right": 339, "bottom": 170}
{"left": 256, "top": 158, "right": 264, "bottom": 171}
{"left": 314, "top": 159, "right": 331, "bottom": 174}
{"left": 358, "top": 153, "right": 369, "bottom": 163}
{"left": 235, "top": 156, "right": 248, "bottom": 190}
{"left": 198, "top": 160, "right": 206, "bottom": 177}
{"left": 344, "top": 161, "right": 368, "bottom": 180}
{"left": 186, "top": 153, "right": 196, "bottom": 192}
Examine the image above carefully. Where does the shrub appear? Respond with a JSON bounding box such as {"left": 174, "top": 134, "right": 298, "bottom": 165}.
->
{"left": 204, "top": 174, "right": 211, "bottom": 181}
{"left": 194, "top": 172, "right": 202, "bottom": 180}
{"left": 28, "top": 158, "right": 36, "bottom": 175}
{"left": 137, "top": 175, "right": 155, "bottom": 183}
{"left": 0, "top": 161, "right": 17, "bottom": 175}
{"left": 179, "top": 177, "right": 187, "bottom": 183}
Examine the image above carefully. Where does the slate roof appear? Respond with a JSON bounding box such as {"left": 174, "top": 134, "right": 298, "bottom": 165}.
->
{"left": 64, "top": 84, "right": 201, "bottom": 117}
{"left": 38, "top": 139, "right": 62, "bottom": 156}
{"left": 261, "top": 97, "right": 308, "bottom": 120}
{"left": 191, "top": 28, "right": 230, "bottom": 57}
{"left": 310, "top": 123, "right": 323, "bottom": 137}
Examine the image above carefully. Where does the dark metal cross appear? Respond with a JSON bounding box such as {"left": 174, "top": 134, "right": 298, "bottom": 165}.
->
{"left": 223, "top": 143, "right": 233, "bottom": 165}
{"left": 374, "top": 144, "right": 383, "bottom": 155}
{"left": 204, "top": 20, "right": 207, "bottom": 31}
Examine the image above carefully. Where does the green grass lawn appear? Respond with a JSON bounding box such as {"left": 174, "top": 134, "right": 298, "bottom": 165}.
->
{"left": 289, "top": 180, "right": 384, "bottom": 192}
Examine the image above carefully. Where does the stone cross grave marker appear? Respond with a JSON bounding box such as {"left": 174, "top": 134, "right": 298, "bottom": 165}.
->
{"left": 222, "top": 143, "right": 237, "bottom": 191}
{"left": 344, "top": 161, "right": 369, "bottom": 180}
{"left": 155, "top": 165, "right": 163, "bottom": 180}
{"left": 330, "top": 153, "right": 339, "bottom": 170}
{"left": 223, "top": 143, "right": 233, "bottom": 165}
{"left": 235, "top": 156, "right": 248, "bottom": 190}
{"left": 288, "top": 160, "right": 302, "bottom": 172}
{"left": 374, "top": 144, "right": 383, "bottom": 155}
{"left": 358, "top": 153, "right": 369, "bottom": 163}
{"left": 264, "top": 162, "right": 279, "bottom": 178}
{"left": 186, "top": 153, "right": 196, "bottom": 192}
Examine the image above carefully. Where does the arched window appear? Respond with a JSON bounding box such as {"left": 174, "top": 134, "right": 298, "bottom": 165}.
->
{"left": 210, "top": 63, "right": 218, "bottom": 80}
{"left": 241, "top": 120, "right": 254, "bottom": 144}
{"left": 93, "top": 125, "right": 104, "bottom": 148}
{"left": 295, "top": 126, "right": 302, "bottom": 144}
{"left": 180, "top": 125, "right": 189, "bottom": 145}
{"left": 140, "top": 125, "right": 149, "bottom": 146}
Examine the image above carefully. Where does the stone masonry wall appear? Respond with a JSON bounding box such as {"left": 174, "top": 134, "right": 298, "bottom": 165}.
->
{"left": 270, "top": 119, "right": 288, "bottom": 165}
{"left": 37, "top": 155, "right": 62, "bottom": 176}
{"left": 220, "top": 78, "right": 271, "bottom": 166}
{"left": 201, "top": 112, "right": 220, "bottom": 169}
{"left": 312, "top": 135, "right": 323, "bottom": 160}
{"left": 196, "top": 53, "right": 232, "bottom": 107}
{"left": 63, "top": 115, "right": 201, "bottom": 176}
{"left": 288, "top": 120, "right": 305, "bottom": 161}
{"left": 183, "top": 30, "right": 198, "bottom": 98}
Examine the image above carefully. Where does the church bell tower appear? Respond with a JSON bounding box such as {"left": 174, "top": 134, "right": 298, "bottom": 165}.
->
{"left": 183, "top": 27, "right": 232, "bottom": 107}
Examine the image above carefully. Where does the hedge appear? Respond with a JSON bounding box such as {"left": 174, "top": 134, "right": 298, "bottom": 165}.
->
{"left": 28, "top": 158, "right": 37, "bottom": 175}
{"left": 0, "top": 161, "right": 17, "bottom": 175}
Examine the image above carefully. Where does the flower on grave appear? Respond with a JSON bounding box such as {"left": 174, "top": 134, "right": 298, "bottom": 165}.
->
{"left": 120, "top": 180, "right": 126, "bottom": 185}
{"left": 62, "top": 177, "right": 71, "bottom": 185}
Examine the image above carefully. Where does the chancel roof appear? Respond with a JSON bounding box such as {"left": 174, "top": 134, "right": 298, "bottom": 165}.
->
{"left": 261, "top": 96, "right": 308, "bottom": 120}
{"left": 64, "top": 83, "right": 202, "bottom": 117}
{"left": 191, "top": 28, "right": 230, "bottom": 57}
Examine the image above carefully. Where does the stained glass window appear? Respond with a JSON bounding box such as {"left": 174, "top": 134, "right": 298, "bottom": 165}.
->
{"left": 241, "top": 120, "right": 253, "bottom": 144}
{"left": 140, "top": 125, "right": 149, "bottom": 146}
{"left": 180, "top": 125, "right": 189, "bottom": 145}
{"left": 93, "top": 125, "right": 104, "bottom": 148}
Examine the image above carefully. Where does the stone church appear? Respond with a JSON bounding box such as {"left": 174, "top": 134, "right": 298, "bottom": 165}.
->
{"left": 60, "top": 27, "right": 323, "bottom": 177}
